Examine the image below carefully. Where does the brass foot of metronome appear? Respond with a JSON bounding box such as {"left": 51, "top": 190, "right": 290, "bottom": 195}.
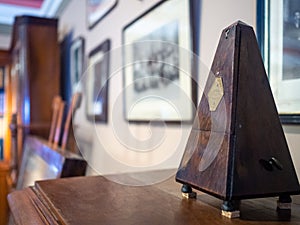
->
{"left": 176, "top": 21, "right": 300, "bottom": 218}
{"left": 221, "top": 200, "right": 240, "bottom": 219}
{"left": 277, "top": 195, "right": 292, "bottom": 210}
{"left": 181, "top": 184, "right": 197, "bottom": 199}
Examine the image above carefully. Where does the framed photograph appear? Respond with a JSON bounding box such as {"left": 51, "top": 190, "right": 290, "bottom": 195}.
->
{"left": 122, "top": 0, "right": 198, "bottom": 122}
{"left": 70, "top": 37, "right": 85, "bottom": 94}
{"left": 86, "top": 39, "right": 110, "bottom": 122}
{"left": 258, "top": 0, "right": 300, "bottom": 123}
{"left": 87, "top": 0, "right": 118, "bottom": 29}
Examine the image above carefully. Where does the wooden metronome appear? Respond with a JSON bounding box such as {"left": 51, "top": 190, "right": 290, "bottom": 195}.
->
{"left": 176, "top": 21, "right": 300, "bottom": 218}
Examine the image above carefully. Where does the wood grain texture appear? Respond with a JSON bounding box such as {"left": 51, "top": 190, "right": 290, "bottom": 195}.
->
{"left": 176, "top": 21, "right": 300, "bottom": 200}
{"left": 232, "top": 23, "right": 300, "bottom": 198}
{"left": 177, "top": 130, "right": 230, "bottom": 198}
{"left": 7, "top": 174, "right": 300, "bottom": 225}
{"left": 0, "top": 162, "right": 9, "bottom": 225}
{"left": 61, "top": 93, "right": 82, "bottom": 151}
{"left": 48, "top": 96, "right": 63, "bottom": 145}
{"left": 8, "top": 188, "right": 58, "bottom": 225}
{"left": 0, "top": 50, "right": 10, "bottom": 65}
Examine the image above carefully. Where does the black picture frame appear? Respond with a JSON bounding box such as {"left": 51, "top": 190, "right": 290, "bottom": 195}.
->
{"left": 70, "top": 37, "right": 85, "bottom": 94}
{"left": 0, "top": 67, "right": 5, "bottom": 118}
{"left": 257, "top": 0, "right": 300, "bottom": 124}
{"left": 122, "top": 0, "right": 199, "bottom": 123}
{"left": 86, "top": 39, "right": 110, "bottom": 122}
{"left": 86, "top": 0, "right": 118, "bottom": 29}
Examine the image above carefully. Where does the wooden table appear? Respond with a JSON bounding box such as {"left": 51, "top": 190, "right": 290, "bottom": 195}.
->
{"left": 7, "top": 172, "right": 300, "bottom": 225}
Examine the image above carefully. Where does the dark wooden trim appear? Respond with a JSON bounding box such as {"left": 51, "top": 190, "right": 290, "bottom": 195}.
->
{"left": 87, "top": 0, "right": 118, "bottom": 30}
{"left": 279, "top": 114, "right": 300, "bottom": 124}
{"left": 256, "top": 0, "right": 265, "bottom": 61}
{"left": 10, "top": 15, "right": 58, "bottom": 52}
{"left": 0, "top": 50, "right": 10, "bottom": 65}
{"left": 15, "top": 15, "right": 58, "bottom": 27}
{"left": 190, "top": 0, "right": 200, "bottom": 120}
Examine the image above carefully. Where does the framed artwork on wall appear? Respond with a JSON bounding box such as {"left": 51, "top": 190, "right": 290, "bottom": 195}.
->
{"left": 258, "top": 0, "right": 300, "bottom": 124}
{"left": 122, "top": 0, "right": 198, "bottom": 123}
{"left": 87, "top": 0, "right": 118, "bottom": 29}
{"left": 86, "top": 39, "right": 110, "bottom": 122}
{"left": 70, "top": 37, "right": 85, "bottom": 94}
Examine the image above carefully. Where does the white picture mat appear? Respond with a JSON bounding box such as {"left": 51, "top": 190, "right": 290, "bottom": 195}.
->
{"left": 70, "top": 37, "right": 84, "bottom": 93}
{"left": 87, "top": 51, "right": 105, "bottom": 116}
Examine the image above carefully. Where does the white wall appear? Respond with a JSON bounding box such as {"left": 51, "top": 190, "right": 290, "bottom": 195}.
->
{"left": 59, "top": 0, "right": 194, "bottom": 176}
{"left": 58, "top": 0, "right": 300, "bottom": 179}
{"left": 200, "top": 0, "right": 256, "bottom": 69}
{"left": 0, "top": 34, "right": 10, "bottom": 49}
{"left": 284, "top": 126, "right": 300, "bottom": 179}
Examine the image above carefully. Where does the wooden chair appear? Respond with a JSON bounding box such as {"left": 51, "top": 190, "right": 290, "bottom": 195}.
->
{"left": 61, "top": 92, "right": 82, "bottom": 150}
{"left": 48, "top": 93, "right": 82, "bottom": 151}
{"left": 48, "top": 96, "right": 65, "bottom": 149}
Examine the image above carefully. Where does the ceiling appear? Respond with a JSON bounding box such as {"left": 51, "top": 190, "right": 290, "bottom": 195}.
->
{"left": 0, "top": 0, "right": 69, "bottom": 34}
{"left": 0, "top": 0, "right": 44, "bottom": 9}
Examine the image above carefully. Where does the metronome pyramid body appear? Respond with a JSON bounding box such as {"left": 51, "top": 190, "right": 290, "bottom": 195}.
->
{"left": 176, "top": 21, "right": 300, "bottom": 200}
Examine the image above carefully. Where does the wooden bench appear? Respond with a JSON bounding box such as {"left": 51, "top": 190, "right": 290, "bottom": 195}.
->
{"left": 16, "top": 135, "right": 87, "bottom": 190}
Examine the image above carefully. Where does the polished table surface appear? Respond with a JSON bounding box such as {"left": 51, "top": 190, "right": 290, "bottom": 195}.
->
{"left": 8, "top": 172, "right": 300, "bottom": 225}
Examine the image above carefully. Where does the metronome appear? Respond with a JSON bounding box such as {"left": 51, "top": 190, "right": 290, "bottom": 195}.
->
{"left": 176, "top": 21, "right": 300, "bottom": 218}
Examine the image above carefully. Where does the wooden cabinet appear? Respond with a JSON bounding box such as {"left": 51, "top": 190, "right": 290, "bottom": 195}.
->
{"left": 9, "top": 15, "right": 60, "bottom": 170}
{"left": 0, "top": 50, "right": 10, "bottom": 66}
{"left": 0, "top": 16, "right": 61, "bottom": 224}
{"left": 10, "top": 15, "right": 60, "bottom": 138}
{"left": 0, "top": 50, "right": 10, "bottom": 162}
